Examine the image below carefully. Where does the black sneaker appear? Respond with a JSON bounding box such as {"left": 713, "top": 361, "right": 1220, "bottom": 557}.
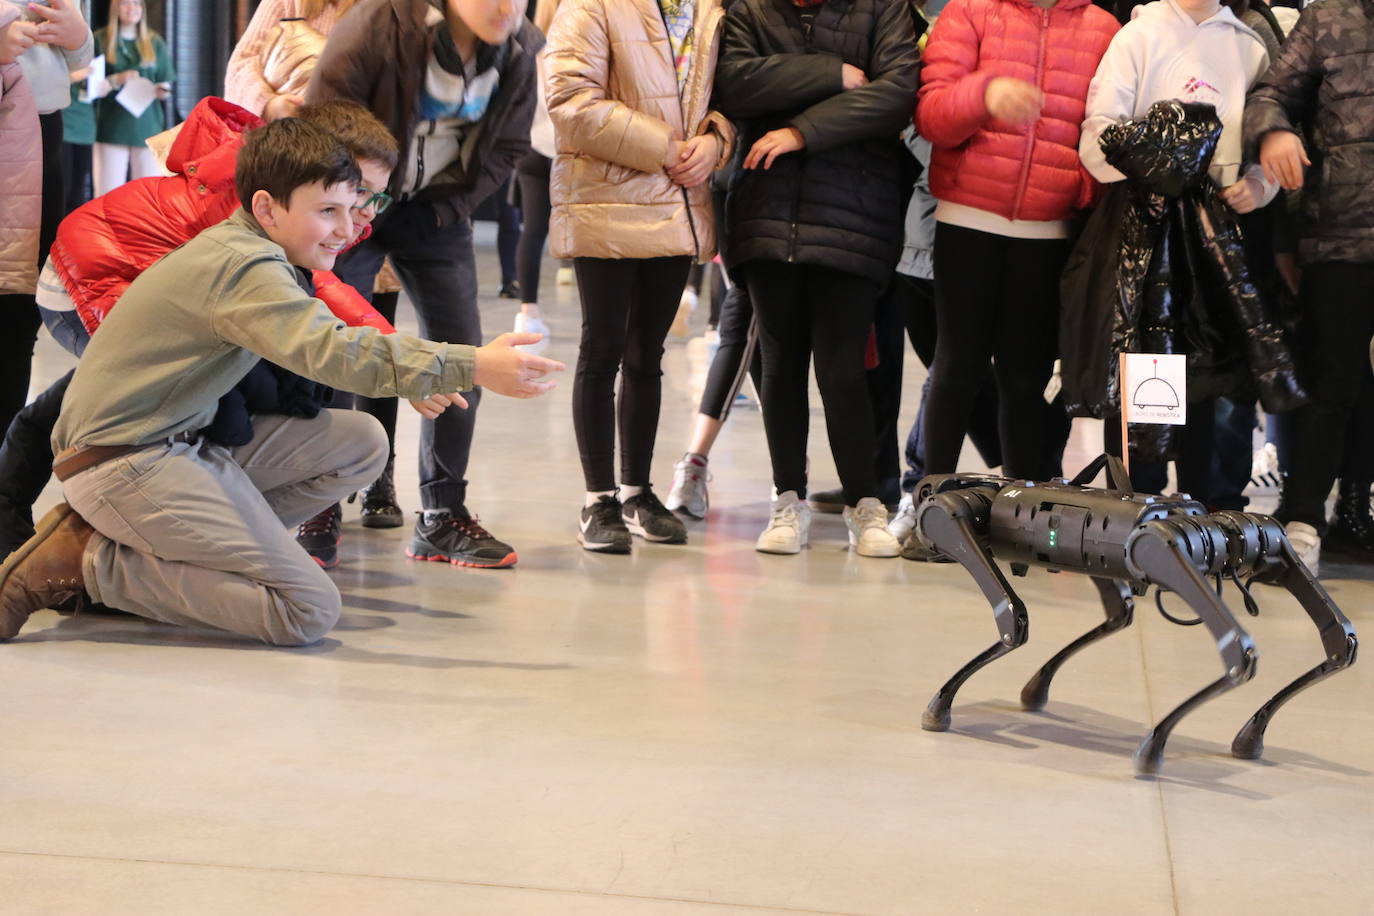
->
{"left": 579, "top": 495, "right": 632, "bottom": 554}
{"left": 809, "top": 487, "right": 897, "bottom": 514}
{"left": 498, "top": 281, "right": 521, "bottom": 300}
{"left": 356, "top": 460, "right": 404, "bottom": 529}
{"left": 297, "top": 503, "right": 343, "bottom": 569}
{"left": 408, "top": 509, "right": 518, "bottom": 568}
{"left": 807, "top": 487, "right": 846, "bottom": 514}
{"left": 622, "top": 488, "right": 687, "bottom": 544}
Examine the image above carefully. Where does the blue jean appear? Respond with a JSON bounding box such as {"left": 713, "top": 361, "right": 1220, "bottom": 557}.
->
{"left": 39, "top": 307, "right": 90, "bottom": 357}
{"left": 334, "top": 215, "right": 481, "bottom": 512}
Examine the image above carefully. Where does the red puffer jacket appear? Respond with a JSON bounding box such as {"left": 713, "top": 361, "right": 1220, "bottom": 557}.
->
{"left": 49, "top": 96, "right": 393, "bottom": 335}
{"left": 916, "top": 0, "right": 1119, "bottom": 223}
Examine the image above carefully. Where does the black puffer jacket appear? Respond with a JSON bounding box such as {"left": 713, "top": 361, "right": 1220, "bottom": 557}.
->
{"left": 1060, "top": 101, "right": 1306, "bottom": 459}
{"left": 715, "top": 0, "right": 919, "bottom": 285}
{"left": 1244, "top": 0, "right": 1374, "bottom": 266}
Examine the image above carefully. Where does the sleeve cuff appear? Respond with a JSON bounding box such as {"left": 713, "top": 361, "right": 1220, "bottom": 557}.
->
{"left": 444, "top": 344, "right": 477, "bottom": 393}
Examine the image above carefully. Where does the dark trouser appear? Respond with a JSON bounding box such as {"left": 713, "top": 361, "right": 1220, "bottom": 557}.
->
{"left": 59, "top": 140, "right": 92, "bottom": 215}
{"left": 0, "top": 369, "right": 71, "bottom": 552}
{"left": 1104, "top": 402, "right": 1218, "bottom": 503}
{"left": 572, "top": 255, "right": 693, "bottom": 492}
{"left": 0, "top": 112, "right": 64, "bottom": 436}
{"left": 334, "top": 216, "right": 480, "bottom": 512}
{"left": 1209, "top": 397, "right": 1255, "bottom": 512}
{"left": 698, "top": 281, "right": 761, "bottom": 422}
{"left": 1277, "top": 261, "right": 1374, "bottom": 532}
{"left": 496, "top": 178, "right": 521, "bottom": 286}
{"left": 879, "top": 274, "right": 1006, "bottom": 495}
{"left": 923, "top": 223, "right": 1067, "bottom": 479}
{"left": 356, "top": 290, "right": 402, "bottom": 459}
{"left": 514, "top": 152, "right": 551, "bottom": 302}
{"left": 745, "top": 260, "right": 882, "bottom": 506}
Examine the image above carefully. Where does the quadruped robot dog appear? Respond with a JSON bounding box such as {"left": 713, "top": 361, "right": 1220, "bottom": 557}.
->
{"left": 912, "top": 455, "right": 1358, "bottom": 775}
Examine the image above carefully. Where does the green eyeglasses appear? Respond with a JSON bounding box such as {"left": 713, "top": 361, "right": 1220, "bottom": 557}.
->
{"left": 353, "top": 187, "right": 393, "bottom": 215}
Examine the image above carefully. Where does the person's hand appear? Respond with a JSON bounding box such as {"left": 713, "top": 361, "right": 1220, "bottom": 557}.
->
{"left": 667, "top": 134, "right": 719, "bottom": 188}
{"left": 263, "top": 92, "right": 303, "bottom": 121}
{"left": 69, "top": 65, "right": 89, "bottom": 82}
{"left": 841, "top": 63, "right": 868, "bottom": 90}
{"left": 984, "top": 76, "right": 1044, "bottom": 127}
{"left": 31, "top": 0, "right": 89, "bottom": 53}
{"left": 1260, "top": 130, "right": 1310, "bottom": 190}
{"left": 155, "top": 82, "right": 171, "bottom": 100}
{"left": 662, "top": 138, "right": 686, "bottom": 170}
{"left": 744, "top": 127, "right": 806, "bottom": 170}
{"left": 472, "top": 333, "right": 566, "bottom": 399}
{"left": 409, "top": 392, "right": 468, "bottom": 419}
{"left": 0, "top": 19, "right": 39, "bottom": 65}
{"left": 1221, "top": 177, "right": 1262, "bottom": 214}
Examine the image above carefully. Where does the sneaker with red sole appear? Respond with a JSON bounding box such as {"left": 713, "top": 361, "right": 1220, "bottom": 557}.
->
{"left": 296, "top": 503, "right": 343, "bottom": 569}
{"left": 407, "top": 509, "right": 518, "bottom": 568}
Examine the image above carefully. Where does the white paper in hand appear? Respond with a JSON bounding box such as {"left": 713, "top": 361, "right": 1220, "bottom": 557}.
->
{"left": 1121, "top": 353, "right": 1187, "bottom": 426}
{"left": 86, "top": 55, "right": 106, "bottom": 99}
{"left": 115, "top": 75, "right": 159, "bottom": 118}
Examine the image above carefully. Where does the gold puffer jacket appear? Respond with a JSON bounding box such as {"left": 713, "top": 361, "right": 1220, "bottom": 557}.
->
{"left": 544, "top": 0, "right": 734, "bottom": 263}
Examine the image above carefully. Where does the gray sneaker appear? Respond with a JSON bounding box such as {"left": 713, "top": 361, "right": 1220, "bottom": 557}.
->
{"left": 666, "top": 454, "right": 710, "bottom": 518}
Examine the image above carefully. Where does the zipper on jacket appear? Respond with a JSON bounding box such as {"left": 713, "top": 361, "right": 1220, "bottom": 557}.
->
{"left": 1010, "top": 9, "right": 1050, "bottom": 222}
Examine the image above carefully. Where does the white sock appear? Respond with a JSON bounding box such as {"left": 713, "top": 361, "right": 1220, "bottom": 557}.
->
{"left": 585, "top": 490, "right": 616, "bottom": 508}
{"left": 619, "top": 485, "right": 644, "bottom": 500}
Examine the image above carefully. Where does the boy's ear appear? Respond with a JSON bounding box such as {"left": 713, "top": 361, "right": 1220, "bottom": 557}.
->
{"left": 251, "top": 189, "right": 281, "bottom": 228}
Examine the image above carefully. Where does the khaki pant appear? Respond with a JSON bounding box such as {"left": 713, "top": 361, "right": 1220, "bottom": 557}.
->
{"left": 62, "top": 410, "right": 388, "bottom": 646}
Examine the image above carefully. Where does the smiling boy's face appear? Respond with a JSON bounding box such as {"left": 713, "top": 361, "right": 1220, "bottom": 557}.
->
{"left": 252, "top": 181, "right": 357, "bottom": 271}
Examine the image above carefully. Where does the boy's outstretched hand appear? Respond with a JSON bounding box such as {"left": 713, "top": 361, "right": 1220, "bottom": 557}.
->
{"left": 473, "top": 333, "right": 566, "bottom": 398}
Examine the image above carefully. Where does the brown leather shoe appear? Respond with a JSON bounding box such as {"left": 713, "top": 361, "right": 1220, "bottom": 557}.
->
{"left": 0, "top": 503, "right": 95, "bottom": 640}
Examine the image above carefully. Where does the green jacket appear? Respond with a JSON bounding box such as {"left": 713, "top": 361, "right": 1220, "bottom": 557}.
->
{"left": 54, "top": 209, "right": 477, "bottom": 451}
{"left": 92, "top": 30, "right": 175, "bottom": 146}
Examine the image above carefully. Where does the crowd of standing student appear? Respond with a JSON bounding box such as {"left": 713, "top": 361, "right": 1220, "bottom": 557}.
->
{"left": 0, "top": 0, "right": 1371, "bottom": 647}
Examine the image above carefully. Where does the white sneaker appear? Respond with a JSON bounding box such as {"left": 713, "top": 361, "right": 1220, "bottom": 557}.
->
{"left": 1285, "top": 521, "right": 1321, "bottom": 573}
{"left": 1248, "top": 442, "right": 1281, "bottom": 492}
{"left": 671, "top": 289, "right": 697, "bottom": 338}
{"left": 756, "top": 490, "right": 811, "bottom": 554}
{"left": 888, "top": 491, "right": 917, "bottom": 542}
{"left": 666, "top": 454, "right": 710, "bottom": 519}
{"left": 844, "top": 497, "right": 900, "bottom": 557}
{"left": 513, "top": 313, "right": 550, "bottom": 355}
{"left": 556, "top": 266, "right": 574, "bottom": 286}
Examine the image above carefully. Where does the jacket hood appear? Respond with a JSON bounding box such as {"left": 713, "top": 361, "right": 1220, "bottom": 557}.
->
{"left": 166, "top": 97, "right": 264, "bottom": 188}
{"left": 1133, "top": 0, "right": 1264, "bottom": 43}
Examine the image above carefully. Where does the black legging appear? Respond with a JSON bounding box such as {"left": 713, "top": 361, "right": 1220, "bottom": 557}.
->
{"left": 572, "top": 255, "right": 693, "bottom": 491}
{"left": 698, "top": 281, "right": 761, "bottom": 422}
{"left": 515, "top": 152, "right": 551, "bottom": 302}
{"left": 0, "top": 112, "right": 64, "bottom": 436}
{"left": 744, "top": 260, "right": 882, "bottom": 505}
{"left": 923, "top": 223, "right": 1068, "bottom": 479}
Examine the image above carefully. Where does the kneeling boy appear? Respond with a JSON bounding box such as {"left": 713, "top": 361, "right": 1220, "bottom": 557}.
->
{"left": 0, "top": 118, "right": 563, "bottom": 645}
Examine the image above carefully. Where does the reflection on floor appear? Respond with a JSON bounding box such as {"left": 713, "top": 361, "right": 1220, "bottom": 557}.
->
{"left": 5, "top": 233, "right": 1372, "bottom": 915}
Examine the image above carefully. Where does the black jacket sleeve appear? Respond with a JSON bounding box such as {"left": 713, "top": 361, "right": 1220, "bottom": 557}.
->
{"left": 788, "top": 0, "right": 919, "bottom": 154}
{"left": 1243, "top": 7, "right": 1321, "bottom": 161}
{"left": 714, "top": 5, "right": 845, "bottom": 121}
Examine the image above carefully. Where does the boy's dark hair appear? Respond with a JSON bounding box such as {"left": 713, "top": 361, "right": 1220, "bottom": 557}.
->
{"left": 235, "top": 118, "right": 363, "bottom": 210}
{"left": 297, "top": 99, "right": 401, "bottom": 172}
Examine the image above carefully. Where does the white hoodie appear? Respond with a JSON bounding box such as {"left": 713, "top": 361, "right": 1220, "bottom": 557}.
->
{"left": 1079, "top": 0, "right": 1276, "bottom": 203}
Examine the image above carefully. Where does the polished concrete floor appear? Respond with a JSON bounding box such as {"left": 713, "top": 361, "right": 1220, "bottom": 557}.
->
{"left": 4, "top": 232, "right": 1372, "bottom": 915}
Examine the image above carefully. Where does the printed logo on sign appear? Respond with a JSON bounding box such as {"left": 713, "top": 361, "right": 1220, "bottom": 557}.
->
{"left": 1122, "top": 354, "right": 1187, "bottom": 426}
